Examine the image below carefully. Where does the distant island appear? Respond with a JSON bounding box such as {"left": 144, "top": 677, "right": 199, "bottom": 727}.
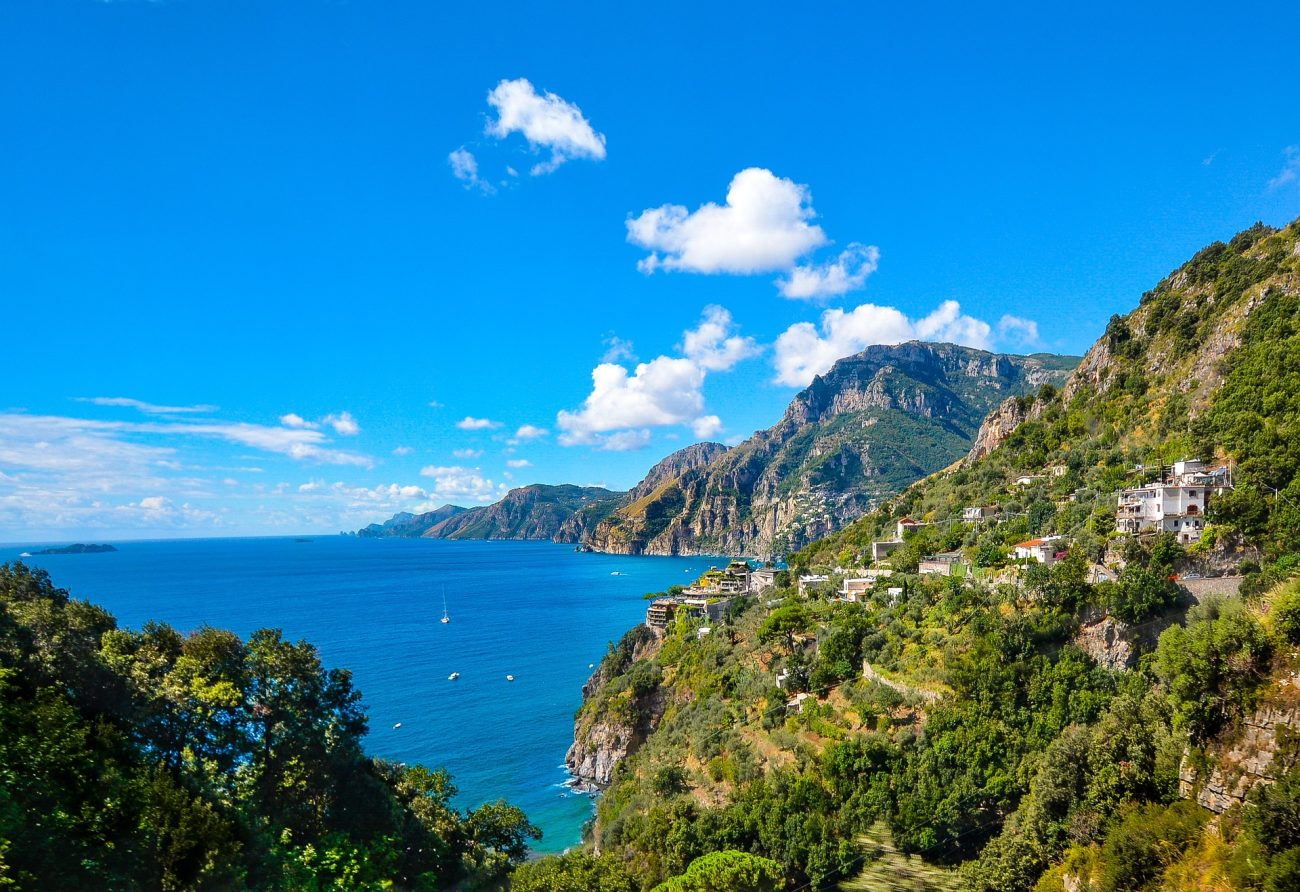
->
{"left": 29, "top": 543, "right": 118, "bottom": 555}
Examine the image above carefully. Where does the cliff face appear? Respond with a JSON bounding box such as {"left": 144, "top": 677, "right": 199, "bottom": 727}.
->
{"left": 586, "top": 342, "right": 1076, "bottom": 558}
{"left": 565, "top": 626, "right": 664, "bottom": 787}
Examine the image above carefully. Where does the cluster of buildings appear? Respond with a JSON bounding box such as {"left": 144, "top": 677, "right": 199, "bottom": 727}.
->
{"left": 645, "top": 561, "right": 778, "bottom": 632}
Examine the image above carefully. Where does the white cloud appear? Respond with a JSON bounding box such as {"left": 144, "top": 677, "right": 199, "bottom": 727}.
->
{"left": 419, "top": 465, "right": 503, "bottom": 504}
{"left": 773, "top": 300, "right": 999, "bottom": 387}
{"left": 627, "top": 168, "right": 827, "bottom": 275}
{"left": 449, "top": 147, "right": 495, "bottom": 193}
{"left": 298, "top": 480, "right": 323, "bottom": 493}
{"left": 485, "top": 78, "right": 606, "bottom": 175}
{"left": 692, "top": 415, "right": 723, "bottom": 438}
{"left": 996, "top": 314, "right": 1041, "bottom": 348}
{"left": 596, "top": 430, "right": 652, "bottom": 451}
{"left": 279, "top": 413, "right": 318, "bottom": 429}
{"left": 558, "top": 356, "right": 705, "bottom": 438}
{"left": 681, "top": 305, "right": 761, "bottom": 371}
{"left": 137, "top": 496, "right": 170, "bottom": 511}
{"left": 514, "top": 424, "right": 548, "bottom": 440}
{"left": 558, "top": 306, "right": 756, "bottom": 448}
{"left": 778, "top": 243, "right": 881, "bottom": 300}
{"left": 392, "top": 446, "right": 413, "bottom": 456}
{"left": 601, "top": 336, "right": 636, "bottom": 363}
{"left": 453, "top": 448, "right": 483, "bottom": 459}
{"left": 428, "top": 400, "right": 444, "bottom": 409}
{"left": 77, "top": 396, "right": 218, "bottom": 415}
{"left": 506, "top": 458, "right": 531, "bottom": 468}
{"left": 1268, "top": 145, "right": 1299, "bottom": 191}
{"left": 456, "top": 416, "right": 502, "bottom": 431}
{"left": 323, "top": 411, "right": 360, "bottom": 436}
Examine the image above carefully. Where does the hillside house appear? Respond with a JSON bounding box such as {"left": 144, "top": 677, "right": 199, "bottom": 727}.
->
{"left": 748, "top": 568, "right": 778, "bottom": 592}
{"left": 1012, "top": 474, "right": 1045, "bottom": 487}
{"left": 1014, "top": 536, "right": 1066, "bottom": 565}
{"left": 962, "top": 505, "right": 1000, "bottom": 522}
{"left": 872, "top": 540, "right": 903, "bottom": 561}
{"left": 896, "top": 517, "right": 924, "bottom": 538}
{"left": 646, "top": 598, "right": 679, "bottom": 631}
{"left": 919, "top": 552, "right": 965, "bottom": 576}
{"left": 798, "top": 574, "right": 830, "bottom": 596}
{"left": 1115, "top": 459, "right": 1232, "bottom": 543}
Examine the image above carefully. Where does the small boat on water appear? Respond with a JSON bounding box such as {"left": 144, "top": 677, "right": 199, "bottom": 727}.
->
{"left": 393, "top": 722, "right": 402, "bottom": 729}
{"left": 441, "top": 587, "right": 451, "bottom": 624}
{"left": 506, "top": 674, "right": 515, "bottom": 682}
{"left": 448, "top": 672, "right": 460, "bottom": 681}
{"left": 19, "top": 552, "right": 31, "bottom": 557}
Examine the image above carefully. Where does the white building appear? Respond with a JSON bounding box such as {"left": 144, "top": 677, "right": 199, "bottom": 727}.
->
{"left": 797, "top": 574, "right": 829, "bottom": 596}
{"left": 962, "top": 505, "right": 1000, "bottom": 522}
{"left": 1013, "top": 536, "right": 1066, "bottom": 565}
{"left": 1115, "top": 459, "right": 1231, "bottom": 544}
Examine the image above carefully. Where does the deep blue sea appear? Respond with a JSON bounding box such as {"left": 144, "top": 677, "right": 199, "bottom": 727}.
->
{"left": 1, "top": 536, "right": 719, "bottom": 852}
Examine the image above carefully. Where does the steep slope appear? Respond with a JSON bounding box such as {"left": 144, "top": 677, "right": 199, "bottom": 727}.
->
{"left": 539, "top": 218, "right": 1300, "bottom": 892}
{"left": 356, "top": 504, "right": 466, "bottom": 538}
{"left": 585, "top": 342, "right": 1076, "bottom": 558}
{"left": 421, "top": 484, "right": 624, "bottom": 542}
{"left": 800, "top": 218, "right": 1300, "bottom": 569}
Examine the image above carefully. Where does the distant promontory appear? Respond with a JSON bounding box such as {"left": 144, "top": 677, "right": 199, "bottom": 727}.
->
{"left": 29, "top": 543, "right": 118, "bottom": 555}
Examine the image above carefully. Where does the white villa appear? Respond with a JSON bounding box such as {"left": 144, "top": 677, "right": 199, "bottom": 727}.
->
{"left": 1115, "top": 459, "right": 1232, "bottom": 544}
{"left": 1013, "top": 536, "right": 1066, "bottom": 565}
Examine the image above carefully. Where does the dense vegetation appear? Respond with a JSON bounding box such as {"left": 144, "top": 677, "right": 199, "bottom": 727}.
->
{"left": 0, "top": 562, "right": 536, "bottom": 890}
{"left": 517, "top": 220, "right": 1300, "bottom": 891}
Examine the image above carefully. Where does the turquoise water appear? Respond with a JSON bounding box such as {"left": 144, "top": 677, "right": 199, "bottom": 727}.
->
{"left": 2, "top": 536, "right": 717, "bottom": 852}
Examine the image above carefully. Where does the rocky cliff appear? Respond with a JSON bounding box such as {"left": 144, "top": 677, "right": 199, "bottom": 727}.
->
{"left": 565, "top": 625, "right": 664, "bottom": 787}
{"left": 585, "top": 342, "right": 1076, "bottom": 558}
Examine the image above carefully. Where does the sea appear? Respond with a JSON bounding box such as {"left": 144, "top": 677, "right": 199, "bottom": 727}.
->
{"left": 1, "top": 536, "right": 722, "bottom": 853}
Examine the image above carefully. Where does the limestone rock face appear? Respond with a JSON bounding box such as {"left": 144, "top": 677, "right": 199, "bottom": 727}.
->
{"left": 565, "top": 628, "right": 664, "bottom": 787}
{"left": 1179, "top": 689, "right": 1300, "bottom": 813}
{"left": 1071, "top": 607, "right": 1177, "bottom": 671}
{"left": 587, "top": 342, "right": 1075, "bottom": 558}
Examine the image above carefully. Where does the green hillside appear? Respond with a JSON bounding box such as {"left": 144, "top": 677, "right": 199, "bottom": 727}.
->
{"left": 521, "top": 219, "right": 1300, "bottom": 892}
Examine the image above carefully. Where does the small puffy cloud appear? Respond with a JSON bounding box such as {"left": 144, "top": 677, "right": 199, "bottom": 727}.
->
{"left": 449, "top": 147, "right": 495, "bottom": 194}
{"left": 778, "top": 243, "right": 880, "bottom": 300}
{"left": 1268, "top": 145, "right": 1299, "bottom": 191}
{"left": 514, "top": 424, "right": 548, "bottom": 440}
{"left": 773, "top": 300, "right": 997, "bottom": 387}
{"left": 419, "top": 465, "right": 503, "bottom": 504}
{"left": 456, "top": 416, "right": 502, "bottom": 431}
{"left": 601, "top": 336, "right": 637, "bottom": 363}
{"left": 681, "top": 305, "right": 761, "bottom": 371}
{"left": 298, "top": 480, "right": 322, "bottom": 493}
{"left": 392, "top": 446, "right": 413, "bottom": 456}
{"left": 627, "top": 168, "right": 827, "bottom": 275}
{"left": 428, "top": 400, "right": 444, "bottom": 409}
{"left": 997, "top": 314, "right": 1041, "bottom": 348}
{"left": 692, "top": 415, "right": 723, "bottom": 438}
{"left": 137, "top": 496, "right": 170, "bottom": 511}
{"left": 485, "top": 78, "right": 606, "bottom": 175}
{"left": 506, "top": 458, "right": 531, "bottom": 468}
{"left": 453, "top": 448, "right": 483, "bottom": 459}
{"left": 78, "top": 396, "right": 218, "bottom": 415}
{"left": 558, "top": 356, "right": 705, "bottom": 438}
{"left": 323, "top": 411, "right": 360, "bottom": 436}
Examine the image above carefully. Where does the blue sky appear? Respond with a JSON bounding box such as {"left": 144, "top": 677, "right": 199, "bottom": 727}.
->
{"left": 3, "top": 0, "right": 1299, "bottom": 540}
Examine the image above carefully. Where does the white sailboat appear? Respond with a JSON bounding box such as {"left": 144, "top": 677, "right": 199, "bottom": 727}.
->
{"left": 441, "top": 587, "right": 450, "bottom": 624}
